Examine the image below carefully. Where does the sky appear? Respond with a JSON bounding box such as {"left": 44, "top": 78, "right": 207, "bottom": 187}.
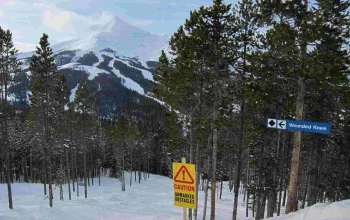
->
{"left": 0, "top": 0, "right": 235, "bottom": 53}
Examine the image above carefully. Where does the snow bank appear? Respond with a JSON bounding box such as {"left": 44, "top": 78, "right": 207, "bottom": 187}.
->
{"left": 272, "top": 200, "right": 350, "bottom": 220}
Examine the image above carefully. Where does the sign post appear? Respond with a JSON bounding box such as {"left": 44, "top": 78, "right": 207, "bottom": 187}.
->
{"left": 173, "top": 158, "right": 196, "bottom": 220}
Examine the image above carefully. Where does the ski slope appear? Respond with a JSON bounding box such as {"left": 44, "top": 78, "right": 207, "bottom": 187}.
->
{"left": 0, "top": 172, "right": 349, "bottom": 220}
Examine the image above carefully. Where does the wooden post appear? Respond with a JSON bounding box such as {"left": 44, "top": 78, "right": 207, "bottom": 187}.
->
{"left": 182, "top": 158, "right": 188, "bottom": 220}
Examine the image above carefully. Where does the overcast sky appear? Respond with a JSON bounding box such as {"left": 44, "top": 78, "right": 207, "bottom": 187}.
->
{"left": 0, "top": 0, "right": 235, "bottom": 52}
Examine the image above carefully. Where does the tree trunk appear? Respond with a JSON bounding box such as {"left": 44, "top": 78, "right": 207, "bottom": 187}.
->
{"left": 72, "top": 148, "right": 75, "bottom": 192}
{"left": 60, "top": 157, "right": 63, "bottom": 200}
{"left": 65, "top": 147, "right": 72, "bottom": 200}
{"left": 259, "top": 190, "right": 267, "bottom": 219}
{"left": 194, "top": 142, "right": 200, "bottom": 220}
{"left": 210, "top": 125, "right": 218, "bottom": 220}
{"left": 301, "top": 158, "right": 311, "bottom": 209}
{"left": 6, "top": 142, "right": 13, "bottom": 209}
{"left": 203, "top": 132, "right": 212, "bottom": 220}
{"left": 122, "top": 153, "right": 125, "bottom": 191}
{"left": 11, "top": 160, "right": 14, "bottom": 183}
{"left": 220, "top": 179, "right": 223, "bottom": 199}
{"left": 99, "top": 166, "right": 101, "bottom": 186}
{"left": 310, "top": 143, "right": 322, "bottom": 206}
{"left": 3, "top": 75, "right": 13, "bottom": 209}
{"left": 1, "top": 161, "right": 4, "bottom": 184}
{"left": 147, "top": 158, "right": 150, "bottom": 179}
{"left": 91, "top": 154, "right": 94, "bottom": 186}
{"left": 233, "top": 92, "right": 245, "bottom": 220}
{"left": 75, "top": 150, "right": 79, "bottom": 197}
{"left": 88, "top": 153, "right": 90, "bottom": 187}
{"left": 188, "top": 124, "right": 194, "bottom": 220}
{"left": 277, "top": 132, "right": 286, "bottom": 216}
{"left": 47, "top": 148, "right": 53, "bottom": 207}
{"left": 138, "top": 159, "right": 141, "bottom": 184}
{"left": 246, "top": 189, "right": 249, "bottom": 217}
{"left": 252, "top": 190, "right": 256, "bottom": 218}
{"left": 30, "top": 149, "right": 33, "bottom": 183}
{"left": 286, "top": 76, "right": 305, "bottom": 214}
{"left": 84, "top": 150, "right": 88, "bottom": 199}
{"left": 267, "top": 190, "right": 275, "bottom": 218}
{"left": 282, "top": 177, "right": 287, "bottom": 206}
{"left": 203, "top": 178, "right": 209, "bottom": 220}
{"left": 130, "top": 151, "right": 133, "bottom": 186}
{"left": 255, "top": 189, "right": 261, "bottom": 220}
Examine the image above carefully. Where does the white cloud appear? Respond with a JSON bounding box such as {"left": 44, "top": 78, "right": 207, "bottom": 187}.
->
{"left": 0, "top": 9, "right": 4, "bottom": 18}
{"left": 34, "top": 3, "right": 72, "bottom": 32}
{"left": 5, "top": 0, "right": 16, "bottom": 6}
{"left": 14, "top": 41, "right": 37, "bottom": 53}
{"left": 0, "top": 0, "right": 17, "bottom": 7}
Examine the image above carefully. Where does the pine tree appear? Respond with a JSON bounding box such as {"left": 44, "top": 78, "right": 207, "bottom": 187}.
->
{"left": 0, "top": 26, "right": 21, "bottom": 210}
{"left": 304, "top": 0, "right": 350, "bottom": 206}
{"left": 74, "top": 79, "right": 98, "bottom": 199}
{"left": 231, "top": 0, "right": 258, "bottom": 219}
{"left": 182, "top": 1, "right": 234, "bottom": 219}
{"left": 29, "top": 33, "right": 59, "bottom": 207}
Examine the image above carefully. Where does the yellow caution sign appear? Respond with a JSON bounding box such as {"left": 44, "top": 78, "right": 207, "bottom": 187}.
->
{"left": 173, "top": 161, "right": 196, "bottom": 209}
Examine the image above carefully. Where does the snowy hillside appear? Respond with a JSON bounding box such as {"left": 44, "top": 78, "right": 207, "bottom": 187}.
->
{"left": 1, "top": 172, "right": 349, "bottom": 220}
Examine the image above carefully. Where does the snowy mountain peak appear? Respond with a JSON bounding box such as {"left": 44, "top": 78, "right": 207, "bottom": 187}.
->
{"left": 88, "top": 15, "right": 150, "bottom": 39}
{"left": 46, "top": 14, "right": 169, "bottom": 67}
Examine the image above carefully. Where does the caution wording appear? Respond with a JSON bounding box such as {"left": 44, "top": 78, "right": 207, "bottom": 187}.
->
{"left": 173, "top": 162, "right": 196, "bottom": 209}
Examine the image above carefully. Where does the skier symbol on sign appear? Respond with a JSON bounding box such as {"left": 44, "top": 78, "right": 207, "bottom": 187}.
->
{"left": 174, "top": 165, "right": 194, "bottom": 184}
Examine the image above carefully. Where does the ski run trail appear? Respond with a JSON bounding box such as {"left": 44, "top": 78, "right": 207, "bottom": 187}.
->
{"left": 1, "top": 172, "right": 349, "bottom": 220}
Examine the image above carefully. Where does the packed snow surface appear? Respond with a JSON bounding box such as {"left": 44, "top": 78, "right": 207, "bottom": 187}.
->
{"left": 1, "top": 172, "right": 349, "bottom": 220}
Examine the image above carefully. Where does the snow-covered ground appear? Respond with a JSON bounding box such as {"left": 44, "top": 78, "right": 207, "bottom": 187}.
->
{"left": 272, "top": 200, "right": 350, "bottom": 220}
{"left": 0, "top": 172, "right": 349, "bottom": 220}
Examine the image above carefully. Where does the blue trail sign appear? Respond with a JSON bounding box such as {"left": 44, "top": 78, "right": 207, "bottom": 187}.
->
{"left": 267, "top": 118, "right": 330, "bottom": 134}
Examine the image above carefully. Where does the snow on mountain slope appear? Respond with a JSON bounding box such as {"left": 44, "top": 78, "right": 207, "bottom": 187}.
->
{"left": 50, "top": 15, "right": 169, "bottom": 67}
{"left": 57, "top": 51, "right": 147, "bottom": 96}
{"left": 108, "top": 57, "right": 145, "bottom": 95}
{"left": 114, "top": 57, "right": 153, "bottom": 81}
{"left": 58, "top": 63, "right": 109, "bottom": 80}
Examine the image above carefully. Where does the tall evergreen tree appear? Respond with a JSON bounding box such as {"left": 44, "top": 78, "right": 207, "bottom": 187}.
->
{"left": 29, "top": 33, "right": 59, "bottom": 207}
{"left": 231, "top": 1, "right": 258, "bottom": 219}
{"left": 74, "top": 79, "right": 98, "bottom": 199}
{"left": 0, "top": 26, "right": 21, "bottom": 210}
{"left": 183, "top": 1, "right": 234, "bottom": 219}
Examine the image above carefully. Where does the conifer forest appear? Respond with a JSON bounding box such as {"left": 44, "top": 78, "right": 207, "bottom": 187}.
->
{"left": 0, "top": 0, "right": 349, "bottom": 220}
